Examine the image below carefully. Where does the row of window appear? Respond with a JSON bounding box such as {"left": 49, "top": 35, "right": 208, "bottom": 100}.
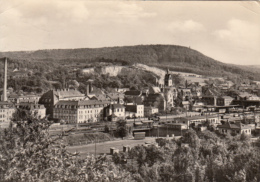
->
{"left": 114, "top": 109, "right": 124, "bottom": 112}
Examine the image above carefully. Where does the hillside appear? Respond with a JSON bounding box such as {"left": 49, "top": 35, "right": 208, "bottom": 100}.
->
{"left": 1, "top": 44, "right": 260, "bottom": 81}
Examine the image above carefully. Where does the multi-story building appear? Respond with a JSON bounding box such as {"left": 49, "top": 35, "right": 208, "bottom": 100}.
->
{"left": 125, "top": 104, "right": 144, "bottom": 118}
{"left": 174, "top": 115, "right": 220, "bottom": 129}
{"left": 16, "top": 103, "right": 46, "bottom": 119}
{"left": 105, "top": 104, "right": 125, "bottom": 121}
{"left": 144, "top": 106, "right": 158, "bottom": 117}
{"left": 39, "top": 89, "right": 86, "bottom": 119}
{"left": 217, "top": 96, "right": 234, "bottom": 106}
{"left": 53, "top": 100, "right": 110, "bottom": 124}
{"left": 0, "top": 101, "right": 16, "bottom": 123}
{"left": 144, "top": 93, "right": 166, "bottom": 112}
{"left": 217, "top": 122, "right": 251, "bottom": 135}
{"left": 9, "top": 94, "right": 41, "bottom": 104}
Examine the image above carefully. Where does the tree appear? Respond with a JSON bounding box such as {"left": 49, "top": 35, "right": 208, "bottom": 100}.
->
{"left": 115, "top": 120, "right": 128, "bottom": 139}
{"left": 0, "top": 113, "right": 132, "bottom": 182}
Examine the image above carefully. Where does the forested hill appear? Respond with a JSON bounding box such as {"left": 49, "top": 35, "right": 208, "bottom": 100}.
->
{"left": 1, "top": 44, "right": 260, "bottom": 81}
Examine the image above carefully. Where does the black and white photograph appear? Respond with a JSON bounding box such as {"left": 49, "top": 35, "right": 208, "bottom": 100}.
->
{"left": 0, "top": 0, "right": 260, "bottom": 181}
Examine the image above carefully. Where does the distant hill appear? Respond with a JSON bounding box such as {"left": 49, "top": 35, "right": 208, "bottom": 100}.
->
{"left": 1, "top": 44, "right": 260, "bottom": 81}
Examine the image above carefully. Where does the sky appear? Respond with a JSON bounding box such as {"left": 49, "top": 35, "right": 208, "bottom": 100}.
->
{"left": 0, "top": 0, "right": 260, "bottom": 65}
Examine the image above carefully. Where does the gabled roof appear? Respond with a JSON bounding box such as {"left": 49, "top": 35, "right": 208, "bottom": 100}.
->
{"left": 55, "top": 100, "right": 110, "bottom": 107}
{"left": 110, "top": 104, "right": 125, "bottom": 109}
{"left": 221, "top": 96, "right": 234, "bottom": 100}
{"left": 17, "top": 103, "right": 45, "bottom": 110}
{"left": 107, "top": 93, "right": 124, "bottom": 99}
{"left": 149, "top": 87, "right": 161, "bottom": 94}
{"left": 125, "top": 90, "right": 142, "bottom": 96}
{"left": 125, "top": 105, "right": 137, "bottom": 113}
{"left": 217, "top": 122, "right": 251, "bottom": 130}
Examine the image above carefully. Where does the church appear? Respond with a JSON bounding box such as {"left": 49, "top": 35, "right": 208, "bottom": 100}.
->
{"left": 144, "top": 68, "right": 177, "bottom": 111}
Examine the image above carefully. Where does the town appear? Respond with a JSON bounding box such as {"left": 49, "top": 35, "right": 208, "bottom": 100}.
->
{"left": 1, "top": 56, "right": 260, "bottom": 154}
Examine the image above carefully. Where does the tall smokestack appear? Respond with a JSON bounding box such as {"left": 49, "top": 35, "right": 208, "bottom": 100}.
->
{"left": 3, "top": 57, "right": 7, "bottom": 101}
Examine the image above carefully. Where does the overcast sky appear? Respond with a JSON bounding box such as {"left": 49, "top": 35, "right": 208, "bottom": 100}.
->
{"left": 0, "top": 0, "right": 259, "bottom": 65}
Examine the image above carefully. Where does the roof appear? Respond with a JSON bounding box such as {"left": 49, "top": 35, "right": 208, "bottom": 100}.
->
{"left": 238, "top": 92, "right": 251, "bottom": 98}
{"left": 125, "top": 105, "right": 137, "bottom": 112}
{"left": 55, "top": 89, "right": 85, "bottom": 98}
{"left": 221, "top": 96, "right": 234, "bottom": 100}
{"left": 110, "top": 104, "right": 125, "bottom": 109}
{"left": 55, "top": 100, "right": 110, "bottom": 107}
{"left": 107, "top": 93, "right": 124, "bottom": 100}
{"left": 89, "top": 87, "right": 104, "bottom": 95}
{"left": 9, "top": 94, "right": 40, "bottom": 99}
{"left": 217, "top": 122, "right": 251, "bottom": 130}
{"left": 0, "top": 101, "right": 13, "bottom": 106}
{"left": 175, "top": 115, "right": 218, "bottom": 121}
{"left": 17, "top": 103, "right": 45, "bottom": 110}
{"left": 40, "top": 89, "right": 85, "bottom": 101}
{"left": 149, "top": 87, "right": 161, "bottom": 94}
{"left": 125, "top": 90, "right": 142, "bottom": 96}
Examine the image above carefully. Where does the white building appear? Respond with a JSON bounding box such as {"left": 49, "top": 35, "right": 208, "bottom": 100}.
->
{"left": 125, "top": 104, "right": 144, "bottom": 118}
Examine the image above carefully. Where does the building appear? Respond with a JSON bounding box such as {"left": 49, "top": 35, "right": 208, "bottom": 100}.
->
{"left": 0, "top": 101, "right": 16, "bottom": 123}
{"left": 105, "top": 104, "right": 125, "bottom": 121}
{"left": 163, "top": 87, "right": 177, "bottom": 108}
{"left": 16, "top": 103, "right": 46, "bottom": 119}
{"left": 217, "top": 122, "right": 251, "bottom": 135}
{"left": 201, "top": 96, "right": 217, "bottom": 106}
{"left": 144, "top": 106, "right": 159, "bottom": 117}
{"left": 106, "top": 92, "right": 125, "bottom": 104}
{"left": 216, "top": 96, "right": 234, "bottom": 106}
{"left": 165, "top": 123, "right": 188, "bottom": 130}
{"left": 124, "top": 90, "right": 143, "bottom": 104}
{"left": 174, "top": 115, "right": 220, "bottom": 129}
{"left": 9, "top": 70, "right": 29, "bottom": 79}
{"left": 125, "top": 104, "right": 144, "bottom": 118}
{"left": 144, "top": 93, "right": 166, "bottom": 112}
{"left": 178, "top": 88, "right": 192, "bottom": 100}
{"left": 9, "top": 94, "right": 41, "bottom": 104}
{"left": 53, "top": 100, "right": 110, "bottom": 123}
{"left": 164, "top": 69, "right": 172, "bottom": 87}
{"left": 39, "top": 89, "right": 86, "bottom": 119}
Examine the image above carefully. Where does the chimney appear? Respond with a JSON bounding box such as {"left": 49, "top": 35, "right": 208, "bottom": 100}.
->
{"left": 3, "top": 57, "right": 7, "bottom": 101}
{"left": 86, "top": 84, "right": 89, "bottom": 95}
{"left": 89, "top": 82, "right": 93, "bottom": 92}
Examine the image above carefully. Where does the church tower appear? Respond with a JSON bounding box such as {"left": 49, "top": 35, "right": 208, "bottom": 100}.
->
{"left": 164, "top": 68, "right": 172, "bottom": 87}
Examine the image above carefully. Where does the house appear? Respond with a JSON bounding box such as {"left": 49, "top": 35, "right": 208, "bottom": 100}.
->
{"left": 9, "top": 70, "right": 29, "bottom": 79}
{"left": 174, "top": 115, "right": 220, "bottom": 129}
{"left": 53, "top": 100, "right": 110, "bottom": 123}
{"left": 39, "top": 89, "right": 86, "bottom": 119}
{"left": 178, "top": 88, "right": 192, "bottom": 100}
{"left": 165, "top": 123, "right": 188, "bottom": 130}
{"left": 9, "top": 94, "right": 41, "bottom": 104}
{"left": 105, "top": 104, "right": 125, "bottom": 121}
{"left": 0, "top": 101, "right": 16, "bottom": 124}
{"left": 106, "top": 92, "right": 124, "bottom": 104}
{"left": 124, "top": 90, "right": 143, "bottom": 104}
{"left": 125, "top": 104, "right": 144, "bottom": 118}
{"left": 217, "top": 96, "right": 234, "bottom": 106}
{"left": 144, "top": 93, "right": 166, "bottom": 112}
{"left": 182, "top": 101, "right": 190, "bottom": 110}
{"left": 16, "top": 103, "right": 46, "bottom": 119}
{"left": 144, "top": 106, "right": 158, "bottom": 117}
{"left": 217, "top": 122, "right": 251, "bottom": 135}
{"left": 201, "top": 96, "right": 217, "bottom": 106}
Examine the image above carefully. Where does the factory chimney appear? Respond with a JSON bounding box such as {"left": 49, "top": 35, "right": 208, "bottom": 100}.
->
{"left": 2, "top": 57, "right": 7, "bottom": 101}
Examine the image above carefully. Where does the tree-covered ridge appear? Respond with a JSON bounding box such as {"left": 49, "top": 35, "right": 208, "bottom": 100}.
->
{"left": 1, "top": 44, "right": 260, "bottom": 81}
